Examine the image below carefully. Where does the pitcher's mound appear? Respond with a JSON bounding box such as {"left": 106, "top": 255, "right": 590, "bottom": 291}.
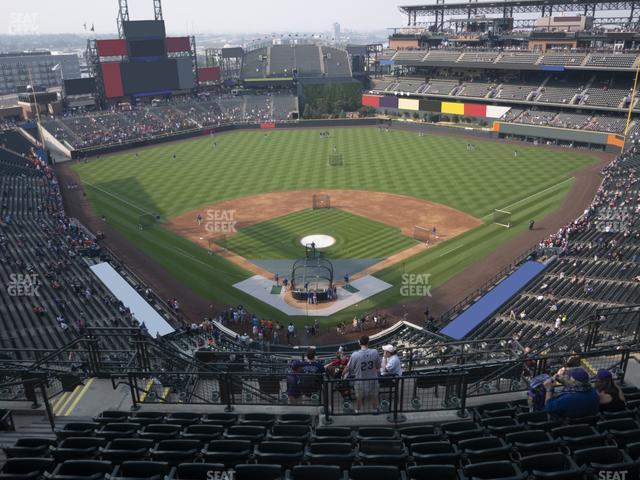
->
{"left": 300, "top": 234, "right": 336, "bottom": 248}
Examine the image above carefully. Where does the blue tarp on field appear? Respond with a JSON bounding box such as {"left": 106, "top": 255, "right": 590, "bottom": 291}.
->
{"left": 440, "top": 260, "right": 546, "bottom": 340}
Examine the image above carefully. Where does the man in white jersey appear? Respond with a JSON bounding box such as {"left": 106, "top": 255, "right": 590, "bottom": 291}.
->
{"left": 343, "top": 335, "right": 381, "bottom": 414}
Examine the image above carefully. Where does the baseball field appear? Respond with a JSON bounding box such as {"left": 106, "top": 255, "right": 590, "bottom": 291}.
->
{"left": 70, "top": 127, "right": 598, "bottom": 325}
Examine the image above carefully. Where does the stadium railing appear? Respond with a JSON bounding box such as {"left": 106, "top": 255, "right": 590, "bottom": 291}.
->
{"left": 1, "top": 307, "right": 637, "bottom": 426}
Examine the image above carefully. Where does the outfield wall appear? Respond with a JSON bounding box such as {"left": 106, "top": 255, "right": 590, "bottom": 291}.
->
{"left": 493, "top": 121, "right": 624, "bottom": 152}
{"left": 51, "top": 113, "right": 621, "bottom": 161}
{"left": 362, "top": 94, "right": 623, "bottom": 152}
{"left": 60, "top": 119, "right": 379, "bottom": 159}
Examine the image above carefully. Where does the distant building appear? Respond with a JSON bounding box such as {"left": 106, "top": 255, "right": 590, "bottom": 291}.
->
{"left": 333, "top": 22, "right": 341, "bottom": 41}
{"left": 0, "top": 51, "right": 81, "bottom": 95}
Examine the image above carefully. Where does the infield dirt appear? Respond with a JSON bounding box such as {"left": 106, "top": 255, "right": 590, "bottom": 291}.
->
{"left": 164, "top": 189, "right": 483, "bottom": 278}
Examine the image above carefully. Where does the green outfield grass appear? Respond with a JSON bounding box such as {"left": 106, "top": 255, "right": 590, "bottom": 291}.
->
{"left": 218, "top": 208, "right": 416, "bottom": 260}
{"left": 72, "top": 127, "right": 599, "bottom": 325}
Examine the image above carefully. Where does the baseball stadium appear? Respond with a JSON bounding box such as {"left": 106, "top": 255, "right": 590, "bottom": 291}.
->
{"left": 1, "top": 0, "right": 640, "bottom": 477}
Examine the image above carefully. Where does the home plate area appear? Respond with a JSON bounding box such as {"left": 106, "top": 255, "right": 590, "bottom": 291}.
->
{"left": 233, "top": 274, "right": 392, "bottom": 316}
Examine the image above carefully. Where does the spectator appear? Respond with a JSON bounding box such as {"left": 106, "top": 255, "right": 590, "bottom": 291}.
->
{"left": 543, "top": 367, "right": 599, "bottom": 418}
{"left": 380, "top": 344, "right": 402, "bottom": 376}
{"left": 594, "top": 369, "right": 626, "bottom": 413}
{"left": 287, "top": 360, "right": 304, "bottom": 405}
{"left": 325, "top": 347, "right": 348, "bottom": 378}
{"left": 565, "top": 348, "right": 582, "bottom": 368}
{"left": 343, "top": 335, "right": 381, "bottom": 414}
{"left": 301, "top": 347, "right": 325, "bottom": 396}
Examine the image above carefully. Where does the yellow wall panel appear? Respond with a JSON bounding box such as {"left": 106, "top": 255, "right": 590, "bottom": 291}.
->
{"left": 441, "top": 102, "right": 465, "bottom": 115}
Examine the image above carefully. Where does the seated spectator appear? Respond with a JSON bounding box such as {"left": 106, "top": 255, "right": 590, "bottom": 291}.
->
{"left": 544, "top": 367, "right": 599, "bottom": 418}
{"left": 594, "top": 369, "right": 626, "bottom": 413}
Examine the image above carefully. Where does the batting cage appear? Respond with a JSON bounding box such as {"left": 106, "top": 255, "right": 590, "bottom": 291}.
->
{"left": 291, "top": 256, "right": 334, "bottom": 302}
{"left": 312, "top": 194, "right": 331, "bottom": 209}
{"left": 492, "top": 209, "right": 512, "bottom": 228}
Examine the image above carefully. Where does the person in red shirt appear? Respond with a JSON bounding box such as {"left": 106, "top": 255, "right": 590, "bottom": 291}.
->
{"left": 325, "top": 347, "right": 349, "bottom": 378}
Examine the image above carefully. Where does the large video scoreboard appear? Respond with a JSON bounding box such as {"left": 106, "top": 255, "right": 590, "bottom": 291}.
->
{"left": 95, "top": 20, "right": 197, "bottom": 98}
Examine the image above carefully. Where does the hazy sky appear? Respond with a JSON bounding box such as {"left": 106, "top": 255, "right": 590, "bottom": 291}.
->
{"left": 1, "top": 0, "right": 408, "bottom": 35}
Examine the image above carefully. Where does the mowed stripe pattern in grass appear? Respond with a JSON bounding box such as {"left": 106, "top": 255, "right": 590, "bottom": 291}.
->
{"left": 218, "top": 208, "right": 417, "bottom": 260}
{"left": 73, "top": 128, "right": 596, "bottom": 219}
{"left": 72, "top": 128, "right": 598, "bottom": 324}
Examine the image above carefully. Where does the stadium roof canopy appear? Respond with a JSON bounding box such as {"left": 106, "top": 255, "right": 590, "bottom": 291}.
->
{"left": 399, "top": 0, "right": 639, "bottom": 17}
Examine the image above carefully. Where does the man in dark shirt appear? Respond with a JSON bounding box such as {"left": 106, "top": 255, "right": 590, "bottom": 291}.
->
{"left": 302, "top": 347, "right": 325, "bottom": 396}
{"left": 544, "top": 367, "right": 599, "bottom": 418}
{"left": 287, "top": 360, "right": 304, "bottom": 405}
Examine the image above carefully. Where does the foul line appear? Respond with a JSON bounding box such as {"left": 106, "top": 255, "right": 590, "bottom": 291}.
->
{"left": 439, "top": 244, "right": 464, "bottom": 257}
{"left": 482, "top": 177, "right": 575, "bottom": 219}
{"left": 83, "top": 180, "right": 155, "bottom": 216}
{"left": 173, "top": 247, "right": 249, "bottom": 281}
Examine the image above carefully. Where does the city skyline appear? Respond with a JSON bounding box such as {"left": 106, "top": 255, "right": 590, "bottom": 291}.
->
{"left": 1, "top": 0, "right": 407, "bottom": 36}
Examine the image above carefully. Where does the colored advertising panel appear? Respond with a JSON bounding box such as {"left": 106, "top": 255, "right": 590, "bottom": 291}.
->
{"left": 101, "top": 63, "right": 124, "bottom": 98}
{"left": 486, "top": 105, "right": 511, "bottom": 119}
{"left": 464, "top": 103, "right": 487, "bottom": 117}
{"left": 362, "top": 94, "right": 381, "bottom": 107}
{"left": 398, "top": 98, "right": 420, "bottom": 111}
{"left": 198, "top": 67, "right": 221, "bottom": 82}
{"left": 379, "top": 96, "right": 398, "bottom": 108}
{"left": 165, "top": 37, "right": 191, "bottom": 53}
{"left": 419, "top": 99, "right": 441, "bottom": 112}
{"left": 96, "top": 39, "right": 127, "bottom": 57}
{"left": 441, "top": 102, "right": 465, "bottom": 115}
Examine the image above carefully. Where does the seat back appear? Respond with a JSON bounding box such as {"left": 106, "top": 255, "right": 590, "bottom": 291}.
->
{"left": 406, "top": 465, "right": 457, "bottom": 480}
{"left": 206, "top": 440, "right": 251, "bottom": 453}
{"left": 1, "top": 458, "right": 56, "bottom": 474}
{"left": 350, "top": 465, "right": 399, "bottom": 480}
{"left": 106, "top": 439, "right": 153, "bottom": 449}
{"left": 119, "top": 461, "right": 169, "bottom": 477}
{"left": 56, "top": 460, "right": 113, "bottom": 476}
{"left": 291, "top": 465, "right": 340, "bottom": 480}
{"left": 175, "top": 463, "right": 225, "bottom": 480}
{"left": 278, "top": 414, "right": 311, "bottom": 425}
{"left": 464, "top": 460, "right": 524, "bottom": 479}
{"left": 155, "top": 440, "right": 200, "bottom": 452}
{"left": 234, "top": 464, "right": 282, "bottom": 480}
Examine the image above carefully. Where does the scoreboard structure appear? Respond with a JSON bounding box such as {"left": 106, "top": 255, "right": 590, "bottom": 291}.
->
{"left": 85, "top": 1, "right": 217, "bottom": 106}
